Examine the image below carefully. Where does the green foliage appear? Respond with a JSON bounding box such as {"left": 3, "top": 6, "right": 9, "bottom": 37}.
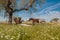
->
{"left": 51, "top": 18, "right": 59, "bottom": 22}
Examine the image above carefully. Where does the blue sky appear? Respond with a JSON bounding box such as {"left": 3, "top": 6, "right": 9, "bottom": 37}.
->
{"left": 0, "top": 0, "right": 60, "bottom": 22}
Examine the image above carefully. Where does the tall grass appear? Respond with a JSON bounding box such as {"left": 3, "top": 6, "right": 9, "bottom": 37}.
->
{"left": 0, "top": 23, "right": 60, "bottom": 40}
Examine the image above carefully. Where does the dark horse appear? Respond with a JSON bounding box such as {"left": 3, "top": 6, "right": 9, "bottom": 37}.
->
{"left": 14, "top": 17, "right": 22, "bottom": 24}
{"left": 29, "top": 18, "right": 39, "bottom": 24}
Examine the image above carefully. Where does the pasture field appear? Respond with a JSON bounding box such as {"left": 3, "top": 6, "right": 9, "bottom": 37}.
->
{"left": 0, "top": 23, "right": 60, "bottom": 40}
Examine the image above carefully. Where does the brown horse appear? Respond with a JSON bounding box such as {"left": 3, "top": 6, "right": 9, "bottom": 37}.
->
{"left": 29, "top": 18, "right": 39, "bottom": 24}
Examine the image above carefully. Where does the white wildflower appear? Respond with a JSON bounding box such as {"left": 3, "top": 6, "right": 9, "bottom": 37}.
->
{"left": 12, "top": 36, "right": 15, "bottom": 38}
{"left": 51, "top": 37, "right": 55, "bottom": 40}
{"left": 44, "top": 34, "right": 46, "bottom": 36}
{"left": 17, "top": 33, "right": 20, "bottom": 39}
{"left": 1, "top": 35, "right": 3, "bottom": 38}
{"left": 11, "top": 37, "right": 14, "bottom": 40}
{"left": 25, "top": 33, "right": 27, "bottom": 35}
{"left": 16, "top": 34, "right": 20, "bottom": 40}
{"left": 56, "top": 37, "right": 59, "bottom": 40}
{"left": 55, "top": 36, "right": 59, "bottom": 40}
{"left": 37, "top": 31, "right": 39, "bottom": 33}
{"left": 5, "top": 35, "right": 10, "bottom": 39}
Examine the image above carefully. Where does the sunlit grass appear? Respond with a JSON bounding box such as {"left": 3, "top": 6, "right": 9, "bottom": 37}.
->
{"left": 0, "top": 23, "right": 60, "bottom": 40}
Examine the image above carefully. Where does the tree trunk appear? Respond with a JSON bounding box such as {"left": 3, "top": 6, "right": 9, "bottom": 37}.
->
{"left": 8, "top": 13, "right": 13, "bottom": 24}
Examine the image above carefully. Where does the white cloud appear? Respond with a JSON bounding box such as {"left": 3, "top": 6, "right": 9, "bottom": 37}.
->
{"left": 39, "top": 11, "right": 60, "bottom": 22}
{"left": 33, "top": 3, "right": 60, "bottom": 22}
{"left": 38, "top": 3, "right": 60, "bottom": 15}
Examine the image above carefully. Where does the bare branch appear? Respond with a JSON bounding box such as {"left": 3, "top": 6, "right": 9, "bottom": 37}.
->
{"left": 13, "top": 0, "right": 35, "bottom": 12}
{"left": 13, "top": 8, "right": 28, "bottom": 12}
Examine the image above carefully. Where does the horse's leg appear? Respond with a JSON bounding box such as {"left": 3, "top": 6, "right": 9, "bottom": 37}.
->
{"left": 38, "top": 21, "right": 39, "bottom": 24}
{"left": 37, "top": 20, "right": 39, "bottom": 24}
{"left": 33, "top": 21, "right": 35, "bottom": 25}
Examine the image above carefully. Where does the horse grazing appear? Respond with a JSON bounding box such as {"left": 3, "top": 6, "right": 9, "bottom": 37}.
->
{"left": 14, "top": 17, "right": 22, "bottom": 24}
{"left": 29, "top": 18, "right": 39, "bottom": 24}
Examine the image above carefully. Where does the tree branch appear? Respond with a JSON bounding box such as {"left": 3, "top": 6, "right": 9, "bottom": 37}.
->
{"left": 27, "top": 0, "right": 35, "bottom": 7}
{"left": 13, "top": 0, "right": 35, "bottom": 13}
{"left": 13, "top": 8, "right": 28, "bottom": 12}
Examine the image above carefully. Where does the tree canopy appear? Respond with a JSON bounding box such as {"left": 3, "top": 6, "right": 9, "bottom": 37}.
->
{"left": 0, "top": 0, "right": 45, "bottom": 11}
{"left": 0, "top": 0, "right": 45, "bottom": 24}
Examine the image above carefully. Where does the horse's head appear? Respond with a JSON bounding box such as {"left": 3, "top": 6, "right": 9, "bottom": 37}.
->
{"left": 18, "top": 17, "right": 21, "bottom": 20}
{"left": 14, "top": 17, "right": 22, "bottom": 24}
{"left": 28, "top": 18, "right": 33, "bottom": 21}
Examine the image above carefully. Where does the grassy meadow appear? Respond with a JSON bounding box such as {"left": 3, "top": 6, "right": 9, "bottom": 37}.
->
{"left": 0, "top": 23, "right": 60, "bottom": 40}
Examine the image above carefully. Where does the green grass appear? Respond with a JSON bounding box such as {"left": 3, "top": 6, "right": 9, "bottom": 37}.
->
{"left": 0, "top": 23, "right": 60, "bottom": 40}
